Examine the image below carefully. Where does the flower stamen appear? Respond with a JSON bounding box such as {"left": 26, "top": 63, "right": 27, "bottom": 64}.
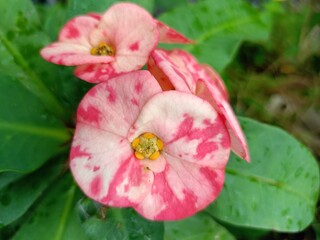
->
{"left": 90, "top": 42, "right": 115, "bottom": 56}
{"left": 131, "top": 132, "right": 163, "bottom": 160}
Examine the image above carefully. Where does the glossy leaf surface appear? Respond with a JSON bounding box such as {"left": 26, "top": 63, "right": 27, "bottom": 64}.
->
{"left": 159, "top": 0, "right": 273, "bottom": 72}
{"left": 208, "top": 117, "right": 320, "bottom": 232}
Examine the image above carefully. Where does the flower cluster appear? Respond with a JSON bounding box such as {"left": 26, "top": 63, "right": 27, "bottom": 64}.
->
{"left": 41, "top": 2, "right": 249, "bottom": 221}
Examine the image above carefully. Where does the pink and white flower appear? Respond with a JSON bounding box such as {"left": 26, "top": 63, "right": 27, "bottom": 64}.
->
{"left": 70, "top": 71, "right": 230, "bottom": 220}
{"left": 148, "top": 49, "right": 250, "bottom": 162}
{"left": 40, "top": 3, "right": 192, "bottom": 83}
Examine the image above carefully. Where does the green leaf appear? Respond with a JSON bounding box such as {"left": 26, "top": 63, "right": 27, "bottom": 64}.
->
{"left": 0, "top": 74, "right": 69, "bottom": 173}
{"left": 207, "top": 117, "right": 320, "bottom": 232}
{"left": 218, "top": 223, "right": 269, "bottom": 240}
{"left": 159, "top": 0, "right": 274, "bottom": 72}
{"left": 67, "top": 0, "right": 155, "bottom": 17}
{"left": 154, "top": 0, "right": 186, "bottom": 14}
{"left": 0, "top": 0, "right": 39, "bottom": 32}
{"left": 78, "top": 200, "right": 164, "bottom": 240}
{"left": 0, "top": 161, "right": 63, "bottom": 226}
{"left": 36, "top": 3, "right": 68, "bottom": 40}
{"left": 164, "top": 212, "right": 235, "bottom": 240}
{"left": 0, "top": 0, "right": 67, "bottom": 120}
{"left": 11, "top": 174, "right": 89, "bottom": 240}
{"left": 0, "top": 173, "right": 23, "bottom": 190}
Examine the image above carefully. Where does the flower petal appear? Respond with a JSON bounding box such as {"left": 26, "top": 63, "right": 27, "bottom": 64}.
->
{"left": 40, "top": 42, "right": 114, "bottom": 66}
{"left": 147, "top": 56, "right": 174, "bottom": 91}
{"left": 129, "top": 91, "right": 230, "bottom": 167}
{"left": 58, "top": 15, "right": 100, "bottom": 45}
{"left": 86, "top": 12, "right": 102, "bottom": 21}
{"left": 70, "top": 123, "right": 153, "bottom": 206}
{"left": 140, "top": 155, "right": 166, "bottom": 173}
{"left": 70, "top": 71, "right": 163, "bottom": 207}
{"left": 196, "top": 79, "right": 250, "bottom": 162}
{"left": 200, "top": 64, "right": 229, "bottom": 101}
{"left": 135, "top": 159, "right": 225, "bottom": 220}
{"left": 128, "top": 91, "right": 229, "bottom": 220}
{"left": 74, "top": 63, "right": 117, "bottom": 83}
{"left": 148, "top": 49, "right": 197, "bottom": 92}
{"left": 148, "top": 49, "right": 249, "bottom": 161}
{"left": 99, "top": 3, "right": 159, "bottom": 72}
{"left": 76, "top": 70, "right": 162, "bottom": 137}
{"left": 156, "top": 20, "right": 194, "bottom": 44}
{"left": 40, "top": 15, "right": 116, "bottom": 66}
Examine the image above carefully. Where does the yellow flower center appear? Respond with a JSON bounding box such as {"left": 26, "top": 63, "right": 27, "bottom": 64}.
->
{"left": 90, "top": 42, "right": 115, "bottom": 56}
{"left": 131, "top": 132, "right": 164, "bottom": 160}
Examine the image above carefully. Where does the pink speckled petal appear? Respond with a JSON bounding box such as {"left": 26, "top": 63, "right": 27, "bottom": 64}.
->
{"left": 59, "top": 15, "right": 100, "bottom": 46}
{"left": 99, "top": 3, "right": 159, "bottom": 73}
{"left": 128, "top": 91, "right": 230, "bottom": 220}
{"left": 76, "top": 70, "right": 162, "bottom": 136}
{"left": 40, "top": 42, "right": 114, "bottom": 66}
{"left": 40, "top": 15, "right": 116, "bottom": 66}
{"left": 196, "top": 79, "right": 250, "bottom": 162}
{"left": 70, "top": 71, "right": 163, "bottom": 207}
{"left": 70, "top": 123, "right": 153, "bottom": 206}
{"left": 200, "top": 64, "right": 229, "bottom": 101}
{"left": 129, "top": 91, "right": 230, "bottom": 167}
{"left": 74, "top": 63, "right": 118, "bottom": 83}
{"left": 140, "top": 155, "right": 166, "bottom": 173}
{"left": 86, "top": 12, "right": 102, "bottom": 21}
{"left": 149, "top": 49, "right": 196, "bottom": 92}
{"left": 148, "top": 49, "right": 249, "bottom": 161}
{"left": 156, "top": 20, "right": 194, "bottom": 44}
{"left": 147, "top": 56, "right": 174, "bottom": 91}
{"left": 136, "top": 160, "right": 225, "bottom": 220}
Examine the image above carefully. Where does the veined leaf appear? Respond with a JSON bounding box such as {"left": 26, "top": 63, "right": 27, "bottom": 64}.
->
{"left": 159, "top": 0, "right": 274, "bottom": 72}
{"left": 164, "top": 212, "right": 235, "bottom": 240}
{"left": 0, "top": 74, "right": 69, "bottom": 173}
{"left": 78, "top": 203, "right": 164, "bottom": 240}
{"left": 207, "top": 117, "right": 320, "bottom": 232}
{"left": 0, "top": 161, "right": 63, "bottom": 226}
{"left": 11, "top": 174, "right": 89, "bottom": 240}
{"left": 0, "top": 0, "right": 67, "bottom": 120}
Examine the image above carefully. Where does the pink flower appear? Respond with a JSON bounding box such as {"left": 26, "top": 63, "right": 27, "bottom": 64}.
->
{"left": 40, "top": 3, "right": 192, "bottom": 83}
{"left": 148, "top": 49, "right": 250, "bottom": 162}
{"left": 70, "top": 71, "right": 230, "bottom": 220}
